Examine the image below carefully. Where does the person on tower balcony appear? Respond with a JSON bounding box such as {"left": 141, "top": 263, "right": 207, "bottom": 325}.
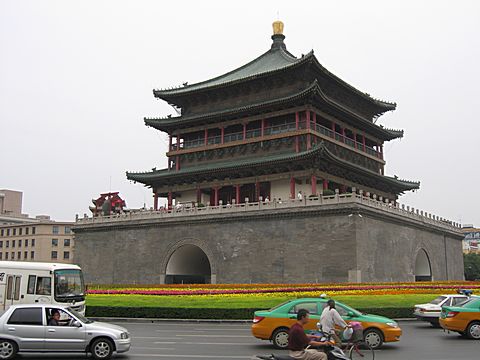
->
{"left": 297, "top": 191, "right": 303, "bottom": 201}
{"left": 288, "top": 309, "right": 330, "bottom": 360}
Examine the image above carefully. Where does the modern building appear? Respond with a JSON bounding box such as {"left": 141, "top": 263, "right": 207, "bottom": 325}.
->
{"left": 462, "top": 225, "right": 480, "bottom": 254}
{"left": 0, "top": 219, "right": 74, "bottom": 263}
{"left": 0, "top": 189, "right": 33, "bottom": 225}
{"left": 74, "top": 21, "right": 464, "bottom": 284}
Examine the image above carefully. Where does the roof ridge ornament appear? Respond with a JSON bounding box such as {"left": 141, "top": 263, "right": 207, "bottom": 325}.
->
{"left": 271, "top": 20, "right": 286, "bottom": 51}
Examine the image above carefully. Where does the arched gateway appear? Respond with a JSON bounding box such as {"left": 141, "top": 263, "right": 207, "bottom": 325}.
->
{"left": 414, "top": 249, "right": 432, "bottom": 281}
{"left": 165, "top": 244, "right": 212, "bottom": 284}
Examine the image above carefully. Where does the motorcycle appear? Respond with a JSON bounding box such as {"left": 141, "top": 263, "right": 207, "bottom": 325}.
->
{"left": 255, "top": 332, "right": 350, "bottom": 360}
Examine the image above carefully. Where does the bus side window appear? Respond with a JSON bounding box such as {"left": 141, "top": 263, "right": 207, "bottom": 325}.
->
{"left": 6, "top": 276, "right": 13, "bottom": 300}
{"left": 36, "top": 277, "right": 52, "bottom": 296}
{"left": 14, "top": 277, "right": 21, "bottom": 300}
{"left": 27, "top": 275, "right": 36, "bottom": 294}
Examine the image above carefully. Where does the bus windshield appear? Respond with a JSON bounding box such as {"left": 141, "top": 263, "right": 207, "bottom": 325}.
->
{"left": 54, "top": 269, "right": 85, "bottom": 302}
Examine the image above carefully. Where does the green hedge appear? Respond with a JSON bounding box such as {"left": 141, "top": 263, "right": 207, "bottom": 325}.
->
{"left": 86, "top": 306, "right": 414, "bottom": 320}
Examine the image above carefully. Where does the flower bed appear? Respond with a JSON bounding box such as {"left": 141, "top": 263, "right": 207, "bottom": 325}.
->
{"left": 87, "top": 281, "right": 479, "bottom": 297}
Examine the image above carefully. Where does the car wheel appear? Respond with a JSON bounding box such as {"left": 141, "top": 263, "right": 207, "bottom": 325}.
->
{"left": 429, "top": 319, "right": 441, "bottom": 328}
{"left": 0, "top": 339, "right": 17, "bottom": 360}
{"left": 364, "top": 328, "right": 383, "bottom": 349}
{"left": 466, "top": 321, "right": 480, "bottom": 340}
{"left": 271, "top": 327, "right": 289, "bottom": 349}
{"left": 91, "top": 338, "right": 114, "bottom": 360}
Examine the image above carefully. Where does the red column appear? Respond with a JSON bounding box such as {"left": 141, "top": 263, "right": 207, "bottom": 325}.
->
{"left": 204, "top": 128, "right": 208, "bottom": 146}
{"left": 306, "top": 111, "right": 311, "bottom": 150}
{"left": 341, "top": 127, "right": 346, "bottom": 143}
{"left": 261, "top": 119, "right": 265, "bottom": 137}
{"left": 196, "top": 188, "right": 202, "bottom": 204}
{"left": 214, "top": 187, "right": 219, "bottom": 206}
{"left": 167, "top": 192, "right": 173, "bottom": 210}
{"left": 362, "top": 135, "right": 366, "bottom": 152}
{"left": 295, "top": 112, "right": 300, "bottom": 152}
{"left": 313, "top": 112, "right": 317, "bottom": 129}
{"left": 323, "top": 179, "right": 329, "bottom": 190}
{"left": 243, "top": 123, "right": 247, "bottom": 140}
{"left": 235, "top": 185, "right": 241, "bottom": 204}
{"left": 177, "top": 134, "right": 182, "bottom": 149}
{"left": 311, "top": 175, "right": 317, "bottom": 195}
{"left": 341, "top": 185, "right": 347, "bottom": 193}
{"left": 175, "top": 155, "right": 180, "bottom": 171}
{"left": 290, "top": 177, "right": 295, "bottom": 199}
{"left": 353, "top": 131, "right": 358, "bottom": 149}
{"left": 255, "top": 181, "right": 260, "bottom": 202}
{"left": 168, "top": 135, "right": 172, "bottom": 151}
{"left": 221, "top": 127, "right": 224, "bottom": 144}
{"left": 153, "top": 192, "right": 158, "bottom": 210}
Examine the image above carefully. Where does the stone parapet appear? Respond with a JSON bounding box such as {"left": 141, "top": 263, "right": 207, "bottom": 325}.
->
{"left": 75, "top": 192, "right": 461, "bottom": 235}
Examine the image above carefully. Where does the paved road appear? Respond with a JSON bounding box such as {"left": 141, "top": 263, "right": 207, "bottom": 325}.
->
{"left": 16, "top": 320, "right": 478, "bottom": 359}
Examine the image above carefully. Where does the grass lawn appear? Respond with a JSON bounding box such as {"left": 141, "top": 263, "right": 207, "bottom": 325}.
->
{"left": 86, "top": 293, "right": 438, "bottom": 309}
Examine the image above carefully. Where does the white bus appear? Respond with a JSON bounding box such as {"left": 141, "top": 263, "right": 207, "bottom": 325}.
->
{"left": 0, "top": 261, "right": 86, "bottom": 315}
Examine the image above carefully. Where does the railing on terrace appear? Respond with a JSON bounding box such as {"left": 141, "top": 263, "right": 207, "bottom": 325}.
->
{"left": 76, "top": 190, "right": 461, "bottom": 232}
{"left": 173, "top": 122, "right": 381, "bottom": 159}
{"left": 314, "top": 123, "right": 380, "bottom": 158}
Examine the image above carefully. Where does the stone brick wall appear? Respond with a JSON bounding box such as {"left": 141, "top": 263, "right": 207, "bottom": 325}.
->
{"left": 74, "top": 203, "right": 464, "bottom": 284}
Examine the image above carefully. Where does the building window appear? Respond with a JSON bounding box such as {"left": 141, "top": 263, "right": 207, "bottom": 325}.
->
{"left": 52, "top": 226, "right": 59, "bottom": 235}
{"left": 51, "top": 251, "right": 57, "bottom": 259}
{"left": 31, "top": 239, "right": 35, "bottom": 247}
{"left": 7, "top": 229, "right": 10, "bottom": 236}
{"left": 25, "top": 239, "right": 28, "bottom": 247}
{"left": 0, "top": 241, "right": 2, "bottom": 248}
{"left": 13, "top": 229, "right": 16, "bottom": 236}
{"left": 18, "top": 240, "right": 22, "bottom": 247}
{"left": 51, "top": 239, "right": 58, "bottom": 247}
{"left": 0, "top": 252, "right": 2, "bottom": 260}
{"left": 65, "top": 226, "right": 71, "bottom": 234}
{"left": 17, "top": 251, "right": 21, "bottom": 260}
{"left": 63, "top": 251, "right": 70, "bottom": 260}
{"left": 12, "top": 240, "right": 15, "bottom": 248}
{"left": 19, "top": 228, "right": 22, "bottom": 236}
{"left": 24, "top": 251, "right": 28, "bottom": 259}
{"left": 11, "top": 252, "right": 14, "bottom": 260}
{"left": 6, "top": 240, "right": 9, "bottom": 248}
{"left": 64, "top": 239, "right": 70, "bottom": 247}
{"left": 5, "top": 252, "right": 8, "bottom": 259}
{"left": 1, "top": 229, "right": 3, "bottom": 236}
{"left": 25, "top": 227, "right": 29, "bottom": 235}
{"left": 30, "top": 251, "right": 34, "bottom": 259}
{"left": 32, "top": 227, "right": 36, "bottom": 235}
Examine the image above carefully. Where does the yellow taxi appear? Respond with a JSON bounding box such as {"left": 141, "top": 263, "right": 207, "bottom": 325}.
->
{"left": 251, "top": 298, "right": 402, "bottom": 349}
{"left": 440, "top": 297, "right": 480, "bottom": 339}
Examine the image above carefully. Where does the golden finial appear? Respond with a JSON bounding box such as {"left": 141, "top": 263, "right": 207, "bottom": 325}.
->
{"left": 272, "top": 20, "right": 284, "bottom": 35}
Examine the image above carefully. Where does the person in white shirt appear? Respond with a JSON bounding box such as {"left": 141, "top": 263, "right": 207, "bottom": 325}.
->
{"left": 319, "top": 300, "right": 349, "bottom": 347}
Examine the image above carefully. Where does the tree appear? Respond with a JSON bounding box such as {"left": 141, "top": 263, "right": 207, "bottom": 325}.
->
{"left": 464, "top": 253, "right": 480, "bottom": 280}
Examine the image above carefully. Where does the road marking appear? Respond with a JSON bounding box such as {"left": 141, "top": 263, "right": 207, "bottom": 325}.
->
{"left": 178, "top": 334, "right": 251, "bottom": 338}
{"left": 129, "top": 354, "right": 252, "bottom": 358}
{"left": 154, "top": 341, "right": 254, "bottom": 345}
{"left": 134, "top": 336, "right": 181, "bottom": 339}
{"left": 131, "top": 346, "right": 176, "bottom": 351}
{"left": 156, "top": 329, "right": 206, "bottom": 333}
{"left": 193, "top": 327, "right": 251, "bottom": 331}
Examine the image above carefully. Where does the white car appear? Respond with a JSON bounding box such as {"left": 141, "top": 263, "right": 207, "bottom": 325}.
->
{"left": 0, "top": 304, "right": 130, "bottom": 359}
{"left": 413, "top": 294, "right": 470, "bottom": 326}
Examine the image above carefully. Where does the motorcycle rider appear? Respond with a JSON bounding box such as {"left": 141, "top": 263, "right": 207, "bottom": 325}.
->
{"left": 288, "top": 309, "right": 331, "bottom": 360}
{"left": 319, "top": 300, "right": 350, "bottom": 347}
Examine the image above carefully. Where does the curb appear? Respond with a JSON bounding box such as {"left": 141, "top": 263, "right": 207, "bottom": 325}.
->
{"left": 90, "top": 317, "right": 416, "bottom": 324}
{"left": 90, "top": 317, "right": 252, "bottom": 324}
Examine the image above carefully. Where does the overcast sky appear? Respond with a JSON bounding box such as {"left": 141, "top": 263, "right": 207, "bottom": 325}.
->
{"left": 1, "top": 0, "right": 479, "bottom": 225}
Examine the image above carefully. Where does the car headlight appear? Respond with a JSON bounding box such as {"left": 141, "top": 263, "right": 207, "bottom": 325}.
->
{"left": 386, "top": 322, "right": 398, "bottom": 328}
{"left": 120, "top": 332, "right": 129, "bottom": 339}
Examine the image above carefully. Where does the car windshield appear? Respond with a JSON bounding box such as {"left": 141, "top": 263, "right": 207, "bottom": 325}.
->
{"left": 459, "top": 298, "right": 480, "bottom": 308}
{"left": 430, "top": 296, "right": 447, "bottom": 305}
{"left": 54, "top": 269, "right": 85, "bottom": 299}
{"left": 67, "top": 307, "right": 93, "bottom": 324}
{"left": 269, "top": 300, "right": 292, "bottom": 311}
